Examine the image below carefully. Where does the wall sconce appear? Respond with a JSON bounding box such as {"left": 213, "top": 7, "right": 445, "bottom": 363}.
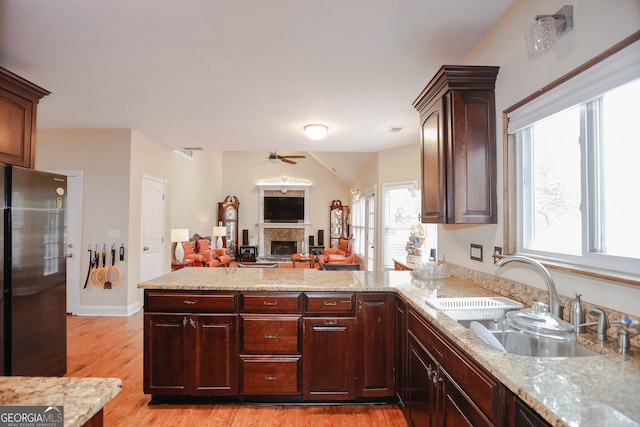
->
{"left": 526, "top": 5, "right": 573, "bottom": 60}
{"left": 171, "top": 228, "right": 190, "bottom": 263}
{"left": 350, "top": 188, "right": 360, "bottom": 201}
{"left": 304, "top": 124, "right": 329, "bottom": 140}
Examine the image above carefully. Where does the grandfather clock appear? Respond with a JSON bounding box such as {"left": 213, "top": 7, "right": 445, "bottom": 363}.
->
{"left": 217, "top": 195, "right": 240, "bottom": 261}
{"left": 329, "top": 200, "right": 349, "bottom": 249}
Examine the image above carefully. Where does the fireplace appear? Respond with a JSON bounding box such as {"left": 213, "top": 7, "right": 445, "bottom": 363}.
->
{"left": 263, "top": 227, "right": 304, "bottom": 258}
{"left": 271, "top": 241, "right": 297, "bottom": 255}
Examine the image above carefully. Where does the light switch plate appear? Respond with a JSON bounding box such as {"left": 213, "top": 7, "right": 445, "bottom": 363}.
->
{"left": 470, "top": 244, "right": 483, "bottom": 262}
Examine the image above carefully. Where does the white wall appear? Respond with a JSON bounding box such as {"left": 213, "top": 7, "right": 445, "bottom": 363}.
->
{"left": 36, "top": 129, "right": 134, "bottom": 311}
{"left": 440, "top": 0, "right": 640, "bottom": 316}
{"left": 220, "top": 151, "right": 349, "bottom": 247}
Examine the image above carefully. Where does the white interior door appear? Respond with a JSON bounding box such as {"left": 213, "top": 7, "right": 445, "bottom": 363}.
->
{"left": 140, "top": 175, "right": 166, "bottom": 299}
{"left": 49, "top": 170, "right": 83, "bottom": 315}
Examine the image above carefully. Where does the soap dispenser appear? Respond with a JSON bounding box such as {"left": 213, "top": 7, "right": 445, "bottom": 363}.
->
{"left": 570, "top": 293, "right": 586, "bottom": 333}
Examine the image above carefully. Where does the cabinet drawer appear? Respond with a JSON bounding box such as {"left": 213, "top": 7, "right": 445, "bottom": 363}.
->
{"left": 241, "top": 315, "right": 301, "bottom": 354}
{"left": 409, "top": 310, "right": 503, "bottom": 425}
{"left": 240, "top": 292, "right": 301, "bottom": 313}
{"left": 145, "top": 291, "right": 237, "bottom": 312}
{"left": 241, "top": 357, "right": 301, "bottom": 395}
{"left": 304, "top": 292, "right": 355, "bottom": 314}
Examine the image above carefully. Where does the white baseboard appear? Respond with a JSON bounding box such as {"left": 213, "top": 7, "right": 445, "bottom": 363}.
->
{"left": 76, "top": 301, "right": 142, "bottom": 317}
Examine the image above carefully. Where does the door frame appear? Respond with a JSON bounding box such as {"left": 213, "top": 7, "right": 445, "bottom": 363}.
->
{"left": 47, "top": 169, "right": 83, "bottom": 315}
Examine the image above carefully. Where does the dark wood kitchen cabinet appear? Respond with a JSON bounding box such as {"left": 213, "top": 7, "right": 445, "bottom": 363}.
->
{"left": 395, "top": 295, "right": 409, "bottom": 417}
{"left": 355, "top": 293, "right": 395, "bottom": 398}
{"left": 0, "top": 67, "right": 50, "bottom": 168}
{"left": 302, "top": 292, "right": 356, "bottom": 400}
{"left": 413, "top": 65, "right": 499, "bottom": 224}
{"left": 239, "top": 292, "right": 302, "bottom": 396}
{"left": 143, "top": 291, "right": 238, "bottom": 398}
{"left": 407, "top": 309, "right": 504, "bottom": 427}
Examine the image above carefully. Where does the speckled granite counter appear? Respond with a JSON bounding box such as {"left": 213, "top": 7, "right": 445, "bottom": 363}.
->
{"left": 139, "top": 267, "right": 640, "bottom": 427}
{"left": 0, "top": 376, "right": 122, "bottom": 427}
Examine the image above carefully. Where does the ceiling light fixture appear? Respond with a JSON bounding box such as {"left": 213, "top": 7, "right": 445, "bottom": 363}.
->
{"left": 304, "top": 124, "right": 329, "bottom": 140}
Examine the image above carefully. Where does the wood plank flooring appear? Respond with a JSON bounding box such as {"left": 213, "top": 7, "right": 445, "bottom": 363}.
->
{"left": 66, "top": 310, "right": 408, "bottom": 426}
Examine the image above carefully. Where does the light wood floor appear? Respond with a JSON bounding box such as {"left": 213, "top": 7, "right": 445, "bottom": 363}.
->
{"left": 66, "top": 310, "right": 408, "bottom": 426}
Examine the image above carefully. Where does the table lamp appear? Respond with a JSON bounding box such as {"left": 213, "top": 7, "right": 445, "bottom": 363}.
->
{"left": 171, "top": 228, "right": 189, "bottom": 264}
{"left": 213, "top": 226, "right": 226, "bottom": 249}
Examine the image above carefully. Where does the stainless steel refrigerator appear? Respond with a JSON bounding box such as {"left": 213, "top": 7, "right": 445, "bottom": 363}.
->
{"left": 1, "top": 164, "right": 67, "bottom": 376}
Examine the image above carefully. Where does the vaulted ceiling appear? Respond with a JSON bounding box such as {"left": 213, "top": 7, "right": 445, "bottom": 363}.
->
{"left": 1, "top": 0, "right": 513, "bottom": 182}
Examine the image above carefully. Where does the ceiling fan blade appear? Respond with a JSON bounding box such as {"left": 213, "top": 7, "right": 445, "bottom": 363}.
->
{"left": 282, "top": 155, "right": 306, "bottom": 159}
{"left": 282, "top": 158, "right": 297, "bottom": 164}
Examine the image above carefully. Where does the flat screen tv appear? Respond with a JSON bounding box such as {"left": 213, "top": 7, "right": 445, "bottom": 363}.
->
{"left": 264, "top": 196, "right": 304, "bottom": 223}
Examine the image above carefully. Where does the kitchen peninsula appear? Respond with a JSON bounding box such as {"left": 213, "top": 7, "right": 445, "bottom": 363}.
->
{"left": 138, "top": 267, "right": 640, "bottom": 427}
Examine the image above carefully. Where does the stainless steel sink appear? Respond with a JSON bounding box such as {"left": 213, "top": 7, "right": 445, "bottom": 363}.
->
{"left": 461, "top": 320, "right": 600, "bottom": 357}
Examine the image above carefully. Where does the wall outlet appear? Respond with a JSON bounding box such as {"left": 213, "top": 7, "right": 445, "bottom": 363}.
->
{"left": 470, "top": 244, "right": 483, "bottom": 262}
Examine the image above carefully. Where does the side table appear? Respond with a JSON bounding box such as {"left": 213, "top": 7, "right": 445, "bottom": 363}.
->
{"left": 238, "top": 245, "right": 257, "bottom": 262}
{"left": 172, "top": 259, "right": 194, "bottom": 271}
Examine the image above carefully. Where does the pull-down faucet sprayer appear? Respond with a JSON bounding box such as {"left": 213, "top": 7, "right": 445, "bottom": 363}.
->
{"left": 496, "top": 255, "right": 564, "bottom": 319}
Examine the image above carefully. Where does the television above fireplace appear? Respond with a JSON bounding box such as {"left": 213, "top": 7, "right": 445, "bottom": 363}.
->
{"left": 264, "top": 196, "right": 304, "bottom": 223}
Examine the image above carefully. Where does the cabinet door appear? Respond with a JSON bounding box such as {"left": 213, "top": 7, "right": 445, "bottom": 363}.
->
{"left": 355, "top": 293, "right": 395, "bottom": 398}
{"left": 439, "top": 370, "right": 493, "bottom": 427}
{"left": 395, "top": 296, "right": 409, "bottom": 415}
{"left": 302, "top": 317, "right": 356, "bottom": 401}
{"left": 144, "top": 314, "right": 189, "bottom": 395}
{"left": 449, "top": 90, "right": 497, "bottom": 223}
{"left": 420, "top": 98, "right": 447, "bottom": 223}
{"left": 191, "top": 314, "right": 238, "bottom": 395}
{"left": 408, "top": 336, "right": 437, "bottom": 427}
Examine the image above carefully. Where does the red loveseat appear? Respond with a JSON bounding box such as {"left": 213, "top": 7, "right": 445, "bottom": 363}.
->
{"left": 183, "top": 234, "right": 231, "bottom": 267}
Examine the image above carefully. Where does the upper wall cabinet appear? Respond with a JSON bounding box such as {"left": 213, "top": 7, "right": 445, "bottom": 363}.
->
{"left": 0, "top": 67, "right": 50, "bottom": 168}
{"left": 413, "top": 66, "right": 499, "bottom": 224}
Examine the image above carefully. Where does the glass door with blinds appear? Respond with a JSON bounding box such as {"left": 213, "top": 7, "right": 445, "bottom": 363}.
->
{"left": 382, "top": 182, "right": 436, "bottom": 270}
{"left": 366, "top": 191, "right": 375, "bottom": 271}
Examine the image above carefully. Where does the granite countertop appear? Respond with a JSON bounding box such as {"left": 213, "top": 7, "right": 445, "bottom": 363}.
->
{"left": 139, "top": 267, "right": 640, "bottom": 427}
{"left": 0, "top": 376, "right": 122, "bottom": 427}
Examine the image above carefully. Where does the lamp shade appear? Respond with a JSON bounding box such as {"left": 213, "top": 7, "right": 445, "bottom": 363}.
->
{"left": 304, "top": 124, "right": 329, "bottom": 140}
{"left": 171, "top": 228, "right": 189, "bottom": 243}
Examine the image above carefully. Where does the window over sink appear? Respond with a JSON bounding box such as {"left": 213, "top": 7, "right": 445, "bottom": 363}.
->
{"left": 505, "top": 34, "right": 640, "bottom": 277}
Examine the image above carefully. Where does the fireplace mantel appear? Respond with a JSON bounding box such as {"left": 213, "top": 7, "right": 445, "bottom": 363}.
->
{"left": 256, "top": 177, "right": 312, "bottom": 258}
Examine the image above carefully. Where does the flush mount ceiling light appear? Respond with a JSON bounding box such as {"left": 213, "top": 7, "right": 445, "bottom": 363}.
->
{"left": 304, "top": 124, "right": 329, "bottom": 141}
{"left": 526, "top": 5, "right": 573, "bottom": 60}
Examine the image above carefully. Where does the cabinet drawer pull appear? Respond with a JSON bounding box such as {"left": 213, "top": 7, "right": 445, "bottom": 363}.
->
{"left": 263, "top": 301, "right": 277, "bottom": 306}
{"left": 324, "top": 320, "right": 337, "bottom": 325}
{"left": 264, "top": 334, "right": 278, "bottom": 339}
{"left": 264, "top": 375, "right": 278, "bottom": 381}
{"left": 323, "top": 301, "right": 337, "bottom": 306}
{"left": 183, "top": 300, "right": 197, "bottom": 305}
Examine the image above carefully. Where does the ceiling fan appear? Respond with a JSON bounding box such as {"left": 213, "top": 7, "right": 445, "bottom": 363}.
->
{"left": 268, "top": 151, "right": 306, "bottom": 165}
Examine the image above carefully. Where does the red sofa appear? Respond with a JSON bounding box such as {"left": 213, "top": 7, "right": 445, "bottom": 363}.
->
{"left": 183, "top": 234, "right": 231, "bottom": 267}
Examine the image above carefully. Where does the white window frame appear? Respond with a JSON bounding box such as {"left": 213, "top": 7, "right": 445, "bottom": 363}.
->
{"left": 504, "top": 33, "right": 640, "bottom": 279}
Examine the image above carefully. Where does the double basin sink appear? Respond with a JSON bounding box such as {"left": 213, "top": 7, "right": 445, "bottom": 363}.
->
{"left": 426, "top": 297, "right": 600, "bottom": 358}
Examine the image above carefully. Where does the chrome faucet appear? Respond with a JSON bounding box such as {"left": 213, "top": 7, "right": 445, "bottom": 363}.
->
{"left": 496, "top": 255, "right": 564, "bottom": 319}
{"left": 590, "top": 306, "right": 610, "bottom": 342}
